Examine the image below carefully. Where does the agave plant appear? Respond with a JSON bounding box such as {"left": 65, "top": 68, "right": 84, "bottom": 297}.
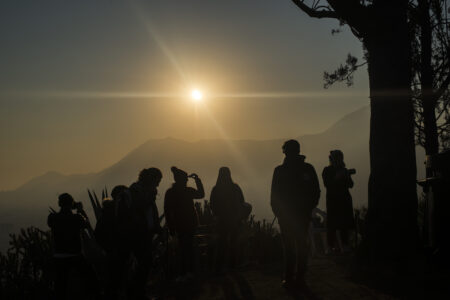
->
{"left": 0, "top": 227, "right": 53, "bottom": 299}
{"left": 87, "top": 187, "right": 109, "bottom": 222}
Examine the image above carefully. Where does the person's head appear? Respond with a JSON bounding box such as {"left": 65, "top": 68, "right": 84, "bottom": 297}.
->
{"left": 138, "top": 168, "right": 162, "bottom": 188}
{"left": 216, "top": 167, "right": 233, "bottom": 186}
{"left": 171, "top": 166, "right": 188, "bottom": 186}
{"left": 58, "top": 193, "right": 74, "bottom": 210}
{"left": 329, "top": 150, "right": 345, "bottom": 167}
{"left": 111, "top": 185, "right": 127, "bottom": 200}
{"left": 282, "top": 139, "right": 300, "bottom": 157}
{"left": 102, "top": 197, "right": 115, "bottom": 213}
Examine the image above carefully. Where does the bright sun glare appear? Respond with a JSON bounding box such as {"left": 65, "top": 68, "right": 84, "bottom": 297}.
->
{"left": 191, "top": 89, "right": 203, "bottom": 102}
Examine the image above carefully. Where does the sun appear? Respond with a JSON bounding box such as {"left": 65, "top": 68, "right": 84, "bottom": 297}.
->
{"left": 191, "top": 89, "right": 203, "bottom": 102}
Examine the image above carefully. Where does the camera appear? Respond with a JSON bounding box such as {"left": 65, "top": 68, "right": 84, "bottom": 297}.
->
{"left": 72, "top": 201, "right": 83, "bottom": 211}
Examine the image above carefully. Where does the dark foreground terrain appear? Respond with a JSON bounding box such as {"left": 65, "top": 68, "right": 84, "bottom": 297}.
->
{"left": 150, "top": 257, "right": 397, "bottom": 300}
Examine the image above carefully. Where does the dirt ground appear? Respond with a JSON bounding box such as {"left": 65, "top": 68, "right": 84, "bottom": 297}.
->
{"left": 150, "top": 256, "right": 399, "bottom": 300}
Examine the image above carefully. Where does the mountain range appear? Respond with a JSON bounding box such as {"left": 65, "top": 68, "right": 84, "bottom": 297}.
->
{"left": 0, "top": 106, "right": 425, "bottom": 250}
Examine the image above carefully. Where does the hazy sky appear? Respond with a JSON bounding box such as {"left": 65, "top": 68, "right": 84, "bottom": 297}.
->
{"left": 0, "top": 0, "right": 369, "bottom": 190}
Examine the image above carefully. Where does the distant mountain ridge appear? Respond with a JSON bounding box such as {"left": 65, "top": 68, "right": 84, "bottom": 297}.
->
{"left": 1, "top": 105, "right": 386, "bottom": 250}
{"left": 1, "top": 105, "right": 370, "bottom": 208}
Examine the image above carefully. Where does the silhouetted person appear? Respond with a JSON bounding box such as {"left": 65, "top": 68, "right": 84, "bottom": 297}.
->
{"left": 322, "top": 150, "right": 355, "bottom": 253}
{"left": 94, "top": 198, "right": 116, "bottom": 253}
{"left": 164, "top": 167, "right": 204, "bottom": 280}
{"left": 271, "top": 140, "right": 320, "bottom": 291}
{"left": 129, "top": 168, "right": 162, "bottom": 299}
{"left": 96, "top": 185, "right": 130, "bottom": 300}
{"left": 210, "top": 167, "right": 245, "bottom": 272}
{"left": 111, "top": 184, "right": 131, "bottom": 249}
{"left": 47, "top": 193, "right": 98, "bottom": 299}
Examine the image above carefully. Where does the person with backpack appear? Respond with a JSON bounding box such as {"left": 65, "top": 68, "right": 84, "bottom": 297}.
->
{"left": 210, "top": 167, "right": 245, "bottom": 272}
{"left": 271, "top": 140, "right": 320, "bottom": 292}
{"left": 128, "top": 168, "right": 163, "bottom": 298}
{"left": 322, "top": 150, "right": 355, "bottom": 253}
{"left": 164, "top": 167, "right": 204, "bottom": 281}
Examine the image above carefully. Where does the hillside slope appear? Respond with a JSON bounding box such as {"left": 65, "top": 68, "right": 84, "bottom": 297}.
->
{"left": 5, "top": 106, "right": 424, "bottom": 250}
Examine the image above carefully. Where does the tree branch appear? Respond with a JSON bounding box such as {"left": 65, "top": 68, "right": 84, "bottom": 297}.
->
{"left": 436, "top": 94, "right": 450, "bottom": 120}
{"left": 291, "top": 0, "right": 339, "bottom": 19}
{"left": 433, "top": 72, "right": 450, "bottom": 102}
{"left": 326, "top": 0, "right": 370, "bottom": 36}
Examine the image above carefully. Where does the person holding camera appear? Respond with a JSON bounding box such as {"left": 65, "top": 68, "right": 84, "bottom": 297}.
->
{"left": 47, "top": 193, "right": 98, "bottom": 299}
{"left": 164, "top": 167, "right": 204, "bottom": 281}
{"left": 322, "top": 150, "right": 355, "bottom": 253}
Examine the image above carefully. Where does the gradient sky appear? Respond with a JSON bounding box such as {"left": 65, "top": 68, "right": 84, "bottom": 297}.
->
{"left": 0, "top": 0, "right": 369, "bottom": 190}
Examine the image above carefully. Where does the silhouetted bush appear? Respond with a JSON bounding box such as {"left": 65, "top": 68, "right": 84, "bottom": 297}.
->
{"left": 0, "top": 227, "right": 53, "bottom": 299}
{"left": 0, "top": 200, "right": 283, "bottom": 297}
{"left": 245, "top": 215, "right": 282, "bottom": 263}
{"left": 195, "top": 200, "right": 282, "bottom": 265}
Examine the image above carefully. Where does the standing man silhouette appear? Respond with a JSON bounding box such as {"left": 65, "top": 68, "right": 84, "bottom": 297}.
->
{"left": 271, "top": 140, "right": 320, "bottom": 291}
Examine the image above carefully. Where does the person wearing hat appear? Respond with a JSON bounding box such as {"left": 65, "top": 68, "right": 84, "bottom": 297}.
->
{"left": 164, "top": 166, "right": 204, "bottom": 280}
{"left": 322, "top": 150, "right": 355, "bottom": 253}
{"left": 271, "top": 139, "right": 320, "bottom": 292}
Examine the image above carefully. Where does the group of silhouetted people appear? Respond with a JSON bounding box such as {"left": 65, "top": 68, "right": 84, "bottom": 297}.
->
{"left": 47, "top": 139, "right": 355, "bottom": 299}
{"left": 271, "top": 140, "right": 355, "bottom": 294}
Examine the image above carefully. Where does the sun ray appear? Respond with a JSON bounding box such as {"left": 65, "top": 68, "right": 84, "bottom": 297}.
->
{"left": 129, "top": 1, "right": 189, "bottom": 85}
{"left": 199, "top": 104, "right": 259, "bottom": 185}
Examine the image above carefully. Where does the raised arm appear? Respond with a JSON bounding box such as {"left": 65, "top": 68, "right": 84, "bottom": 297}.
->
{"left": 75, "top": 202, "right": 95, "bottom": 237}
{"left": 190, "top": 174, "right": 205, "bottom": 199}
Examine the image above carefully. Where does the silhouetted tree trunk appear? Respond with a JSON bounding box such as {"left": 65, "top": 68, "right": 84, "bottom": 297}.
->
{"left": 291, "top": 0, "right": 419, "bottom": 261}
{"left": 365, "top": 1, "right": 418, "bottom": 260}
{"left": 319, "top": 1, "right": 450, "bottom": 156}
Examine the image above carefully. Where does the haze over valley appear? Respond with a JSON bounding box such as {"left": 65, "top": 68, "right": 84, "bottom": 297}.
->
{"left": 2, "top": 106, "right": 419, "bottom": 251}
